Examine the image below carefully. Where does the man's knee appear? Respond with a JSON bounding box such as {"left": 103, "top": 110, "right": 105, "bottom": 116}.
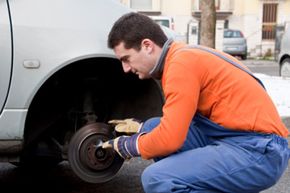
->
{"left": 141, "top": 166, "right": 152, "bottom": 192}
{"left": 141, "top": 164, "right": 169, "bottom": 193}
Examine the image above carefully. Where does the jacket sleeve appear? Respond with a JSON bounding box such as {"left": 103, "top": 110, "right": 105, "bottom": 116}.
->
{"left": 138, "top": 53, "right": 204, "bottom": 159}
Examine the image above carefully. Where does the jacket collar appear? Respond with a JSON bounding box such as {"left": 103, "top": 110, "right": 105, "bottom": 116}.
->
{"left": 149, "top": 38, "right": 173, "bottom": 79}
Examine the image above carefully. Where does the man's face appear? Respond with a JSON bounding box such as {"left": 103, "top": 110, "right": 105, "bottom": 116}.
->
{"left": 114, "top": 40, "right": 156, "bottom": 79}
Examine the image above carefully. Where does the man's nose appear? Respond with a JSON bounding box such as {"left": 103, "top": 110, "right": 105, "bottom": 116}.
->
{"left": 122, "top": 63, "right": 131, "bottom": 73}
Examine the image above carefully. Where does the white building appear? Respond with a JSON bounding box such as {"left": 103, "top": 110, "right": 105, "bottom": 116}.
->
{"left": 119, "top": 0, "right": 290, "bottom": 58}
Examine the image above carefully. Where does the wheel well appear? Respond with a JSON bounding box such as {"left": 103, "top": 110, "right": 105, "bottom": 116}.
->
{"left": 23, "top": 57, "right": 164, "bottom": 156}
{"left": 279, "top": 54, "right": 290, "bottom": 66}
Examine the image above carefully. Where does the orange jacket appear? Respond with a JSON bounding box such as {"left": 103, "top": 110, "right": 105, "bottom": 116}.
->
{"left": 138, "top": 42, "right": 289, "bottom": 159}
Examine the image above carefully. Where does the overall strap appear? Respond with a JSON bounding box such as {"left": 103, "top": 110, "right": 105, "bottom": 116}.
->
{"left": 190, "top": 45, "right": 266, "bottom": 90}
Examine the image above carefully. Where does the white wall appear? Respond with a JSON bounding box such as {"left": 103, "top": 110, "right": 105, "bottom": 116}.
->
{"left": 160, "top": 0, "right": 192, "bottom": 42}
{"left": 119, "top": 0, "right": 290, "bottom": 57}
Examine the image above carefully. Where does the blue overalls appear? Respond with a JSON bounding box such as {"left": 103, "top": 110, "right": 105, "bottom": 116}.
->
{"left": 140, "top": 47, "right": 290, "bottom": 193}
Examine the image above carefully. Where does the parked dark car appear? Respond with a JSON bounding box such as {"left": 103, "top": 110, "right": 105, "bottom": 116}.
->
{"left": 223, "top": 29, "right": 247, "bottom": 60}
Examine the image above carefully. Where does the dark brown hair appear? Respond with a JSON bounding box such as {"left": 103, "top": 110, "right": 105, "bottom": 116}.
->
{"left": 108, "top": 12, "right": 168, "bottom": 50}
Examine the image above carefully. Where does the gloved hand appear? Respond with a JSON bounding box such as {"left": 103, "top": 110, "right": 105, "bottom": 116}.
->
{"left": 108, "top": 118, "right": 143, "bottom": 134}
{"left": 102, "top": 133, "right": 143, "bottom": 160}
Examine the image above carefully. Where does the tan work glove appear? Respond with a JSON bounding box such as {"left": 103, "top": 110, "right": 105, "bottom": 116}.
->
{"left": 108, "top": 118, "right": 143, "bottom": 134}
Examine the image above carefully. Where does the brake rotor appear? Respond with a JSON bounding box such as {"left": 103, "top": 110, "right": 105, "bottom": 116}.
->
{"left": 68, "top": 122, "right": 124, "bottom": 183}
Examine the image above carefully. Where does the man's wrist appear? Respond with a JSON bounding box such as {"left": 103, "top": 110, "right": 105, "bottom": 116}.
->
{"left": 124, "top": 132, "right": 145, "bottom": 157}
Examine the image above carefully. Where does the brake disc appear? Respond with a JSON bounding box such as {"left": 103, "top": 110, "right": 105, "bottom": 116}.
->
{"left": 68, "top": 122, "right": 124, "bottom": 183}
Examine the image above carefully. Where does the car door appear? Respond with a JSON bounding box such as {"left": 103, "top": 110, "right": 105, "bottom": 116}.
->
{"left": 0, "top": 0, "right": 12, "bottom": 114}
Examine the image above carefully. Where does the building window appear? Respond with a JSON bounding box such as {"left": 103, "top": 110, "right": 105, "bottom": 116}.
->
{"left": 224, "top": 20, "right": 229, "bottom": 29}
{"left": 131, "top": 0, "right": 152, "bottom": 10}
{"left": 262, "top": 3, "right": 277, "bottom": 40}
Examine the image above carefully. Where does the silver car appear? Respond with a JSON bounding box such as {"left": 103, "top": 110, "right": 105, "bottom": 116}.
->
{"left": 223, "top": 29, "right": 247, "bottom": 60}
{"left": 278, "top": 27, "right": 290, "bottom": 77}
{"left": 0, "top": 0, "right": 167, "bottom": 183}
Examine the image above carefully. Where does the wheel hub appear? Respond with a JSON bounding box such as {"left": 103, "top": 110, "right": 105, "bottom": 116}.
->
{"left": 68, "top": 122, "right": 124, "bottom": 183}
{"left": 79, "top": 136, "right": 114, "bottom": 171}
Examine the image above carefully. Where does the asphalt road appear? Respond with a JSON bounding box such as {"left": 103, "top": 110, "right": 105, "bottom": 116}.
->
{"left": 0, "top": 59, "right": 289, "bottom": 193}
{"left": 244, "top": 59, "right": 280, "bottom": 76}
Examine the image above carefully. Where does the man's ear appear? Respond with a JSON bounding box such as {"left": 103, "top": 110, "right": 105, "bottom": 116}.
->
{"left": 141, "top": 39, "right": 154, "bottom": 53}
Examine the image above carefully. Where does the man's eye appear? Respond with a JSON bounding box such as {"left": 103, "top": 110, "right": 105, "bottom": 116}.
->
{"left": 120, "top": 56, "right": 129, "bottom": 63}
{"left": 122, "top": 58, "right": 128, "bottom": 63}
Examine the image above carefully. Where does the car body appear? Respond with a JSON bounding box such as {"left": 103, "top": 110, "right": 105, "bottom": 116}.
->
{"left": 278, "top": 26, "right": 290, "bottom": 77}
{"left": 0, "top": 0, "right": 171, "bottom": 183}
{"left": 223, "top": 29, "right": 247, "bottom": 60}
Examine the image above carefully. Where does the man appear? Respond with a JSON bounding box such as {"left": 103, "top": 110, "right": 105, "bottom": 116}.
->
{"left": 102, "top": 12, "right": 289, "bottom": 193}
